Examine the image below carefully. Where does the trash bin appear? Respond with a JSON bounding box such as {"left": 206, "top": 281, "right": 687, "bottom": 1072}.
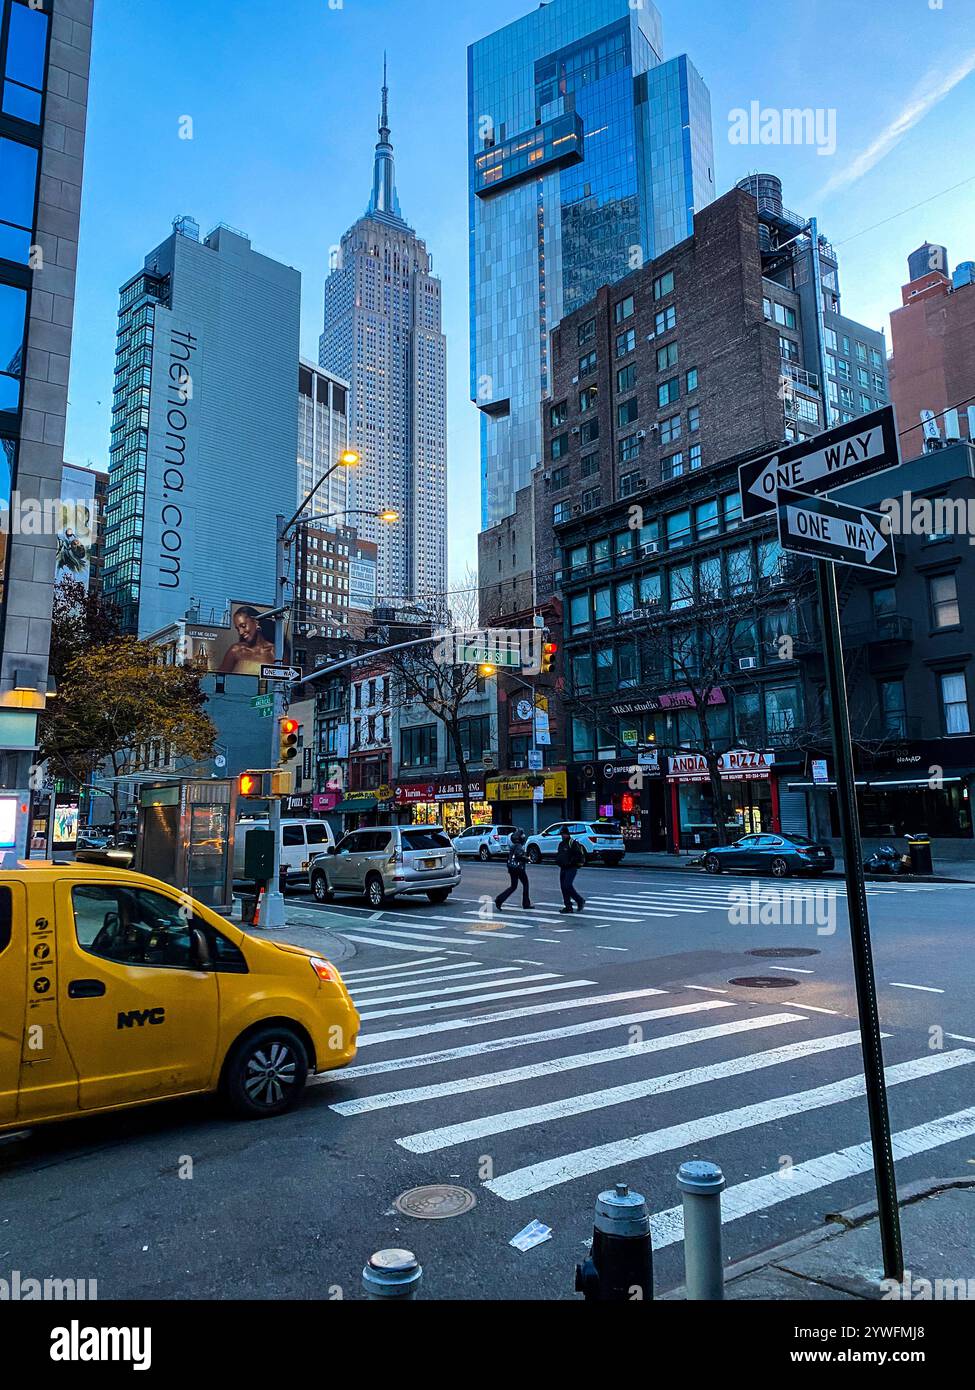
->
{"left": 905, "top": 834, "right": 933, "bottom": 876}
{"left": 238, "top": 894, "right": 257, "bottom": 925}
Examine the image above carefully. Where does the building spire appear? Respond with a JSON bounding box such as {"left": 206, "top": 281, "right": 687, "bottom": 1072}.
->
{"left": 368, "top": 54, "right": 404, "bottom": 223}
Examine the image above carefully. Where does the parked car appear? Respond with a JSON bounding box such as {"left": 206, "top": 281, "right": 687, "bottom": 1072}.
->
{"left": 524, "top": 821, "right": 626, "bottom": 867}
{"left": 703, "top": 833, "right": 834, "bottom": 878}
{"left": 0, "top": 861, "right": 359, "bottom": 1134}
{"left": 310, "top": 825, "right": 461, "bottom": 907}
{"left": 233, "top": 818, "right": 336, "bottom": 891}
{"left": 452, "top": 824, "right": 517, "bottom": 861}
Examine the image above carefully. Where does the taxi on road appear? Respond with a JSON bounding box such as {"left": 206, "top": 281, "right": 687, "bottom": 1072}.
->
{"left": 0, "top": 862, "right": 359, "bottom": 1134}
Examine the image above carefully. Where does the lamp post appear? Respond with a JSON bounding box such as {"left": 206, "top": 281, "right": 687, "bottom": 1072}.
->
{"left": 259, "top": 452, "right": 362, "bottom": 930}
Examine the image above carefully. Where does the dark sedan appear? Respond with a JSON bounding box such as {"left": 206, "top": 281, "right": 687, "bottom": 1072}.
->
{"left": 703, "top": 833, "right": 834, "bottom": 878}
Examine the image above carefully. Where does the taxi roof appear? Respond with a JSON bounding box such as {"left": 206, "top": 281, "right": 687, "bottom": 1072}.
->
{"left": 2, "top": 859, "right": 144, "bottom": 881}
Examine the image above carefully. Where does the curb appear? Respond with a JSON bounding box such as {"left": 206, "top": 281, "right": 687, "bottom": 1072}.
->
{"left": 598, "top": 859, "right": 975, "bottom": 885}
{"left": 659, "top": 1175, "right": 975, "bottom": 1300}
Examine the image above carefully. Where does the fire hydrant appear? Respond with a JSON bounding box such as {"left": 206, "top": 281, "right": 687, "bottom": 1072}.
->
{"left": 575, "top": 1182, "right": 654, "bottom": 1301}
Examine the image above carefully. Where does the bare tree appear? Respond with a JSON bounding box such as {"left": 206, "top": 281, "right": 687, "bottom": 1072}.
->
{"left": 384, "top": 572, "right": 491, "bottom": 829}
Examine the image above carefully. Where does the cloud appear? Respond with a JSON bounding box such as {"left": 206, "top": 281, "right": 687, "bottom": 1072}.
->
{"left": 817, "top": 48, "right": 975, "bottom": 199}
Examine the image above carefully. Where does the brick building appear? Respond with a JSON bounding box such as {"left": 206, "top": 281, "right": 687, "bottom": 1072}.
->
{"left": 889, "top": 243, "right": 975, "bottom": 443}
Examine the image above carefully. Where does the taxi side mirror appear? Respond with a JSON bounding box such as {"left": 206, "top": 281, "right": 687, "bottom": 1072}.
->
{"left": 189, "top": 928, "right": 212, "bottom": 970}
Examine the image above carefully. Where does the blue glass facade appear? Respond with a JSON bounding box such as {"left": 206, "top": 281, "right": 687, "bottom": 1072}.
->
{"left": 469, "top": 0, "right": 714, "bottom": 528}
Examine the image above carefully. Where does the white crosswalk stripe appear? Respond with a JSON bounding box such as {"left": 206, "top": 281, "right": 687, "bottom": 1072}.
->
{"left": 648, "top": 1106, "right": 975, "bottom": 1249}
{"left": 321, "top": 960, "right": 975, "bottom": 1244}
{"left": 331, "top": 1012, "right": 804, "bottom": 1116}
{"left": 483, "top": 1050, "right": 975, "bottom": 1200}
{"left": 398, "top": 1029, "right": 872, "bottom": 1154}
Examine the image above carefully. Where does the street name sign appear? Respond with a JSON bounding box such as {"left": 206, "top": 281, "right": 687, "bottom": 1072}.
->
{"left": 251, "top": 694, "right": 274, "bottom": 711}
{"left": 776, "top": 487, "right": 897, "bottom": 576}
{"left": 261, "top": 664, "right": 302, "bottom": 683}
{"left": 739, "top": 406, "right": 900, "bottom": 521}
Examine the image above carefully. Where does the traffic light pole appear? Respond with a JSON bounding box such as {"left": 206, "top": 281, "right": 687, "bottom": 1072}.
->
{"left": 258, "top": 514, "right": 289, "bottom": 930}
{"left": 817, "top": 557, "right": 903, "bottom": 1279}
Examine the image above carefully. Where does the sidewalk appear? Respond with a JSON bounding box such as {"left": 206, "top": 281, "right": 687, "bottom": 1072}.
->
{"left": 230, "top": 900, "right": 360, "bottom": 962}
{"left": 660, "top": 1178, "right": 975, "bottom": 1300}
{"left": 616, "top": 851, "right": 975, "bottom": 883}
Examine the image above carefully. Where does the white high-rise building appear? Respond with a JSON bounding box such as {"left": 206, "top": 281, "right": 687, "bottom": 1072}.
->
{"left": 320, "top": 68, "right": 447, "bottom": 608}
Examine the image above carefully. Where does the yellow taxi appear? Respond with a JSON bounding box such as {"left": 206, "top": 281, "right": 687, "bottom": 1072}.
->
{"left": 0, "top": 863, "right": 359, "bottom": 1133}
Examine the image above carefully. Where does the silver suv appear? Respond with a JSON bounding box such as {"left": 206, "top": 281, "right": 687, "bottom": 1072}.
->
{"left": 309, "top": 825, "right": 461, "bottom": 908}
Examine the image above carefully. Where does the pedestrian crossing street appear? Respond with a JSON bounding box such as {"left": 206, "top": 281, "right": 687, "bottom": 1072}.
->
{"left": 304, "top": 873, "right": 975, "bottom": 954}
{"left": 314, "top": 956, "right": 975, "bottom": 1252}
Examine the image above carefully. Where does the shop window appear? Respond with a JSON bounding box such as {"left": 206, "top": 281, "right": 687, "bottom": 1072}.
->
{"left": 941, "top": 673, "right": 971, "bottom": 735}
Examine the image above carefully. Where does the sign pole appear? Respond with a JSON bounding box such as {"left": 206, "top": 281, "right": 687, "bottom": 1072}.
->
{"left": 817, "top": 556, "right": 903, "bottom": 1279}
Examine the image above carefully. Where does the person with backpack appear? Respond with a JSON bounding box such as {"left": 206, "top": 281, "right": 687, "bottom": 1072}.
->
{"left": 556, "top": 825, "right": 586, "bottom": 914}
{"left": 495, "top": 828, "right": 534, "bottom": 912}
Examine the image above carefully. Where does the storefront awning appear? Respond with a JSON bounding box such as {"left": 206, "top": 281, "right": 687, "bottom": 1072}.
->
{"left": 334, "top": 797, "right": 378, "bottom": 813}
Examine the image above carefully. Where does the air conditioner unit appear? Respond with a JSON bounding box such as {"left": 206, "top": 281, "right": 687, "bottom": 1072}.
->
{"left": 571, "top": 376, "right": 579, "bottom": 385}
{"left": 643, "top": 541, "right": 660, "bottom": 554}
{"left": 572, "top": 426, "right": 581, "bottom": 434}
{"left": 636, "top": 430, "right": 646, "bottom": 440}
{"left": 739, "top": 657, "right": 759, "bottom": 671}
{"left": 646, "top": 333, "right": 656, "bottom": 341}
{"left": 648, "top": 422, "right": 659, "bottom": 432}
{"left": 638, "top": 477, "right": 649, "bottom": 487}
{"left": 572, "top": 504, "right": 583, "bottom": 515}
{"left": 771, "top": 574, "right": 788, "bottom": 588}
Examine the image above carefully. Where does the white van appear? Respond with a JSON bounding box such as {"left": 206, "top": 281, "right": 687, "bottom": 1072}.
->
{"left": 233, "top": 818, "right": 336, "bottom": 890}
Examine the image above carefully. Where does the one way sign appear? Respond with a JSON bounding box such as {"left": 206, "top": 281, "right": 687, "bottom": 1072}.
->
{"left": 776, "top": 488, "right": 897, "bottom": 576}
{"left": 739, "top": 405, "right": 900, "bottom": 521}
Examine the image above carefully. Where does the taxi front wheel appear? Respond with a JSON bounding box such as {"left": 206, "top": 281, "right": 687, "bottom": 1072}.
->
{"left": 223, "top": 1026, "right": 309, "bottom": 1119}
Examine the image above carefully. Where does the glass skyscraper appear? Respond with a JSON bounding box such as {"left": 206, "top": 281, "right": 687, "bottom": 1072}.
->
{"left": 469, "top": 0, "right": 715, "bottom": 527}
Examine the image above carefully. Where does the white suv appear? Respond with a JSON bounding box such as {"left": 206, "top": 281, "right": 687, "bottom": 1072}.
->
{"left": 452, "top": 824, "right": 517, "bottom": 861}
{"left": 524, "top": 821, "right": 627, "bottom": 867}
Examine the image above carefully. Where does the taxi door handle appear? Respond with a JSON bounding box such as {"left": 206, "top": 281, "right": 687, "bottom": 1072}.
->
{"left": 68, "top": 979, "right": 106, "bottom": 999}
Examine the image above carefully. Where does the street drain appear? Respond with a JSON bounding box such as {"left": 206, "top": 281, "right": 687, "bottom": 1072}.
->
{"left": 747, "top": 948, "right": 821, "bottom": 960}
{"left": 393, "top": 1184, "right": 477, "bottom": 1220}
{"left": 729, "top": 976, "right": 799, "bottom": 989}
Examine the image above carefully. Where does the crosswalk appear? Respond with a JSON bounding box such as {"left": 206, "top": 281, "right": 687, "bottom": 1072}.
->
{"left": 296, "top": 873, "right": 974, "bottom": 958}
{"left": 319, "top": 956, "right": 975, "bottom": 1256}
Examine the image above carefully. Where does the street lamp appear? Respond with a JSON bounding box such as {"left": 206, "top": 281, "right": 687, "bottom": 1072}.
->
{"left": 479, "top": 664, "right": 545, "bottom": 835}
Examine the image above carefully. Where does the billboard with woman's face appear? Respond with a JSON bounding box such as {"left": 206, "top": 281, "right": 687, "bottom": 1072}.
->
{"left": 184, "top": 602, "right": 292, "bottom": 678}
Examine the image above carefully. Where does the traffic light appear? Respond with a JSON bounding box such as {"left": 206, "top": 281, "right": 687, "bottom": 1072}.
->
{"left": 238, "top": 771, "right": 261, "bottom": 799}
{"left": 279, "top": 718, "right": 300, "bottom": 764}
{"left": 541, "top": 641, "right": 558, "bottom": 675}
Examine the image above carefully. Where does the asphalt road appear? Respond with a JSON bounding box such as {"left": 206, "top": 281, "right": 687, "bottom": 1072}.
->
{"left": 2, "top": 859, "right": 973, "bottom": 1301}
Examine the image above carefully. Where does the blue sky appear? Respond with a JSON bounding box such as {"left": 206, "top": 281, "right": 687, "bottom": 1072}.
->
{"left": 67, "top": 0, "right": 975, "bottom": 586}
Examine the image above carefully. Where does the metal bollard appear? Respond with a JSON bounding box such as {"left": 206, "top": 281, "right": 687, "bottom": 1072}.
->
{"left": 575, "top": 1182, "right": 653, "bottom": 1301}
{"left": 677, "top": 1160, "right": 725, "bottom": 1300}
{"left": 362, "top": 1249, "right": 423, "bottom": 1300}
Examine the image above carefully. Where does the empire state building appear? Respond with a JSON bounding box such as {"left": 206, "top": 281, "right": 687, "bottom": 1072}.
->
{"left": 320, "top": 68, "right": 448, "bottom": 609}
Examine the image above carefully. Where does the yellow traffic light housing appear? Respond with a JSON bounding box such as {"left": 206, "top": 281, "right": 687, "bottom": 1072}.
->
{"left": 279, "top": 718, "right": 300, "bottom": 764}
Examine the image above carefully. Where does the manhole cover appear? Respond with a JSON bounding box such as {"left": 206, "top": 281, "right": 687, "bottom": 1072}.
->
{"left": 728, "top": 976, "right": 799, "bottom": 989}
{"left": 393, "top": 1185, "right": 477, "bottom": 1220}
{"left": 747, "top": 948, "right": 821, "bottom": 960}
